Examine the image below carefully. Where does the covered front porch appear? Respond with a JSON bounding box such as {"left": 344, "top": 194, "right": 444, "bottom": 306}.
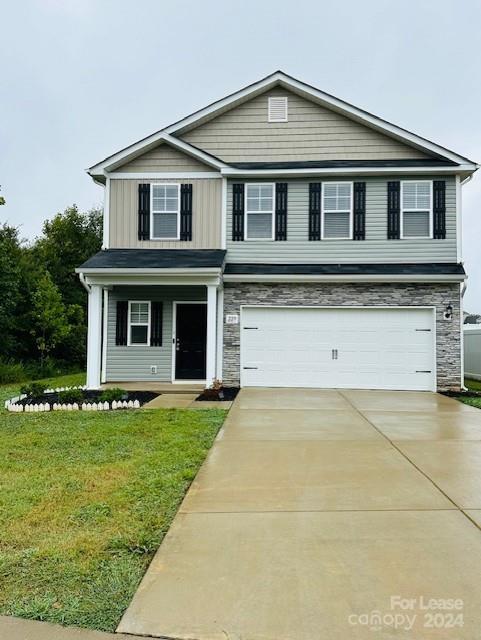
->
{"left": 76, "top": 249, "right": 225, "bottom": 389}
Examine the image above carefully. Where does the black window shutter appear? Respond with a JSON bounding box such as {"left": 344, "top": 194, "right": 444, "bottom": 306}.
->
{"left": 433, "top": 180, "right": 446, "bottom": 239}
{"left": 309, "top": 183, "right": 322, "bottom": 240}
{"left": 387, "top": 181, "right": 401, "bottom": 240}
{"left": 115, "top": 301, "right": 128, "bottom": 346}
{"left": 353, "top": 182, "right": 366, "bottom": 240}
{"left": 150, "top": 301, "right": 163, "bottom": 346}
{"left": 275, "top": 183, "right": 288, "bottom": 241}
{"left": 138, "top": 184, "right": 150, "bottom": 240}
{"left": 232, "top": 183, "right": 245, "bottom": 241}
{"left": 180, "top": 184, "right": 193, "bottom": 241}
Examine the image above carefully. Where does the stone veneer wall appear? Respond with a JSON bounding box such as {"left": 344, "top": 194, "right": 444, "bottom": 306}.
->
{"left": 222, "top": 282, "right": 461, "bottom": 391}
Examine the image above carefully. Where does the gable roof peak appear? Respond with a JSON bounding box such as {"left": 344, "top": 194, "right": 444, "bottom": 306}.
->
{"left": 88, "top": 71, "right": 477, "bottom": 178}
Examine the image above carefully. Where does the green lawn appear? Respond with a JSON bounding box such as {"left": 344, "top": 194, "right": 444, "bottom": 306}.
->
{"left": 452, "top": 378, "right": 481, "bottom": 410}
{"left": 465, "top": 378, "right": 481, "bottom": 392}
{"left": 0, "top": 373, "right": 226, "bottom": 631}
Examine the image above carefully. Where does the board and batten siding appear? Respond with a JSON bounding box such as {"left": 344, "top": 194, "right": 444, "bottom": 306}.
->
{"left": 114, "top": 143, "right": 214, "bottom": 172}
{"left": 109, "top": 178, "right": 222, "bottom": 249}
{"left": 226, "top": 176, "right": 457, "bottom": 263}
{"left": 181, "top": 88, "right": 430, "bottom": 163}
{"left": 106, "top": 286, "right": 206, "bottom": 382}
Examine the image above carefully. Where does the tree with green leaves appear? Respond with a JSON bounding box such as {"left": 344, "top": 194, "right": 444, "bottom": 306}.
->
{"left": 33, "top": 205, "right": 102, "bottom": 307}
{"left": 0, "top": 224, "right": 23, "bottom": 357}
{"left": 30, "top": 272, "right": 71, "bottom": 368}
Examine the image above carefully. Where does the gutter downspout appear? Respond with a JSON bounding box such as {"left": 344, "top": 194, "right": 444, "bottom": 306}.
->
{"left": 79, "top": 272, "right": 91, "bottom": 293}
{"left": 459, "top": 175, "right": 472, "bottom": 391}
{"left": 461, "top": 280, "right": 468, "bottom": 391}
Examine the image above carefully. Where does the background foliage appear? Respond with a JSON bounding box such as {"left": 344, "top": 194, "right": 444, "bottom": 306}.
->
{"left": 0, "top": 205, "right": 102, "bottom": 381}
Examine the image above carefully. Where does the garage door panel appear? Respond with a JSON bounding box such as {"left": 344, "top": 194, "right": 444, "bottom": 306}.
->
{"left": 241, "top": 307, "right": 435, "bottom": 391}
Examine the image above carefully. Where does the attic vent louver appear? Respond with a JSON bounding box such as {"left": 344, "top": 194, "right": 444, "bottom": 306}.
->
{"left": 268, "top": 96, "right": 288, "bottom": 122}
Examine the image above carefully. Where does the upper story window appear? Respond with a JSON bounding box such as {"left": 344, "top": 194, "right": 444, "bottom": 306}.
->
{"left": 245, "top": 183, "right": 275, "bottom": 240}
{"left": 151, "top": 184, "right": 180, "bottom": 239}
{"left": 128, "top": 301, "right": 150, "bottom": 346}
{"left": 401, "top": 181, "right": 432, "bottom": 239}
{"left": 322, "top": 182, "right": 353, "bottom": 239}
{"left": 268, "top": 96, "right": 288, "bottom": 122}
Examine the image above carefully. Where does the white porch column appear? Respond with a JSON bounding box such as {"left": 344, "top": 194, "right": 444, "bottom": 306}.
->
{"left": 86, "top": 284, "right": 103, "bottom": 389}
{"left": 216, "top": 286, "right": 224, "bottom": 381}
{"left": 206, "top": 284, "right": 218, "bottom": 386}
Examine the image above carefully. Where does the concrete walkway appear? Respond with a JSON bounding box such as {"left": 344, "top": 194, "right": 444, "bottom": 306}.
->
{"left": 118, "top": 388, "right": 481, "bottom": 639}
{"left": 0, "top": 616, "right": 136, "bottom": 640}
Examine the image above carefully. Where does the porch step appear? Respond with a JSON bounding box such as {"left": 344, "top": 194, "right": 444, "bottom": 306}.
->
{"left": 101, "top": 382, "right": 205, "bottom": 395}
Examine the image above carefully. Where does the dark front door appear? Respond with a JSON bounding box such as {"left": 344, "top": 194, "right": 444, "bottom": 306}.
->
{"left": 175, "top": 303, "right": 207, "bottom": 380}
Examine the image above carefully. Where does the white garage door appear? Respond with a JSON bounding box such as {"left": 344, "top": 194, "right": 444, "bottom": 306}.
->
{"left": 240, "top": 307, "right": 435, "bottom": 391}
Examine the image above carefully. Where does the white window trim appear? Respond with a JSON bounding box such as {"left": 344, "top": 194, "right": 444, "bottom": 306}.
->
{"left": 127, "top": 300, "right": 151, "bottom": 346}
{"left": 400, "top": 180, "right": 433, "bottom": 240}
{"left": 244, "top": 183, "right": 275, "bottom": 241}
{"left": 268, "top": 96, "right": 288, "bottom": 122}
{"left": 321, "top": 181, "right": 353, "bottom": 240}
{"left": 150, "top": 183, "right": 181, "bottom": 240}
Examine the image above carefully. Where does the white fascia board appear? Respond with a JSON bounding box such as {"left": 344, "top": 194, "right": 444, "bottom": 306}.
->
{"left": 76, "top": 267, "right": 222, "bottom": 276}
{"left": 221, "top": 165, "right": 476, "bottom": 178}
{"left": 108, "top": 172, "right": 221, "bottom": 180}
{"left": 88, "top": 133, "right": 227, "bottom": 176}
{"left": 165, "top": 71, "right": 477, "bottom": 168}
{"left": 223, "top": 273, "right": 466, "bottom": 283}
{"left": 83, "top": 274, "right": 221, "bottom": 287}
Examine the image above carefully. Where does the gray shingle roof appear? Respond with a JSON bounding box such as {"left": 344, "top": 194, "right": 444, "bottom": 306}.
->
{"left": 224, "top": 262, "right": 466, "bottom": 276}
{"left": 79, "top": 249, "right": 226, "bottom": 270}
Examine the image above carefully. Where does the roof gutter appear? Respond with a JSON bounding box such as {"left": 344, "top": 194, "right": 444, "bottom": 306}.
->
{"left": 223, "top": 273, "right": 467, "bottom": 283}
{"left": 220, "top": 165, "right": 478, "bottom": 178}
{"left": 75, "top": 267, "right": 222, "bottom": 276}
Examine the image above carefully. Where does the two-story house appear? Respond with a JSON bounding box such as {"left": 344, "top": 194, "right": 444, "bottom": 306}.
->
{"left": 77, "top": 71, "right": 478, "bottom": 392}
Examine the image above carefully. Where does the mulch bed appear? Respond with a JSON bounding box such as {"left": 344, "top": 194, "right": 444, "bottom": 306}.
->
{"left": 441, "top": 390, "right": 481, "bottom": 399}
{"left": 17, "top": 390, "right": 158, "bottom": 408}
{"left": 196, "top": 387, "right": 240, "bottom": 402}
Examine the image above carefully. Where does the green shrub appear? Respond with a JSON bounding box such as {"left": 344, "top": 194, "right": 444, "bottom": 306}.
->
{"left": 0, "top": 359, "right": 27, "bottom": 384}
{"left": 0, "top": 358, "right": 83, "bottom": 385}
{"left": 99, "top": 387, "right": 126, "bottom": 403}
{"left": 58, "top": 388, "right": 85, "bottom": 404}
{"left": 20, "top": 382, "right": 48, "bottom": 398}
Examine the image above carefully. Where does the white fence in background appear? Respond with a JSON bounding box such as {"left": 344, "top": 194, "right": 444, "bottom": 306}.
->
{"left": 464, "top": 328, "right": 481, "bottom": 380}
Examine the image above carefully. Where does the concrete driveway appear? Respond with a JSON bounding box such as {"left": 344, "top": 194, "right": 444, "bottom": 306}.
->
{"left": 118, "top": 389, "right": 481, "bottom": 639}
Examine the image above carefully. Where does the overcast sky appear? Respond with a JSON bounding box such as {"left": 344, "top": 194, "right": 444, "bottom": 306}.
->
{"left": 1, "top": 0, "right": 480, "bottom": 309}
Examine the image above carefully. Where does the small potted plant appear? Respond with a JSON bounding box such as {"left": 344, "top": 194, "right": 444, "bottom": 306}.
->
{"left": 202, "top": 379, "right": 224, "bottom": 401}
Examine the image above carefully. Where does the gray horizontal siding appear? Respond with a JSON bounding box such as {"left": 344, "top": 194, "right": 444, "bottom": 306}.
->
{"left": 181, "top": 88, "right": 430, "bottom": 162}
{"left": 226, "top": 175, "right": 457, "bottom": 263}
{"left": 109, "top": 178, "right": 222, "bottom": 249}
{"left": 115, "top": 143, "right": 213, "bottom": 172}
{"left": 106, "top": 286, "right": 206, "bottom": 382}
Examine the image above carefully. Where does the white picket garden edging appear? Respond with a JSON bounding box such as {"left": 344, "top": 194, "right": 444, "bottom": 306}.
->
{"left": 5, "top": 385, "right": 141, "bottom": 413}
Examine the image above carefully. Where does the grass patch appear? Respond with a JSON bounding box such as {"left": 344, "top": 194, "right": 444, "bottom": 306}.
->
{"left": 465, "top": 378, "right": 481, "bottom": 392}
{"left": 0, "top": 373, "right": 226, "bottom": 631}
{"left": 458, "top": 396, "right": 481, "bottom": 410}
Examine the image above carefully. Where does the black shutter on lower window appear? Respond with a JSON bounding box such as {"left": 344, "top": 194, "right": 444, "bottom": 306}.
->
{"left": 433, "top": 180, "right": 446, "bottom": 239}
{"left": 387, "top": 181, "right": 401, "bottom": 240}
{"left": 138, "top": 183, "right": 150, "bottom": 240}
{"left": 275, "top": 183, "right": 288, "bottom": 241}
{"left": 180, "top": 184, "right": 193, "bottom": 241}
{"left": 232, "top": 183, "right": 245, "bottom": 241}
{"left": 309, "top": 183, "right": 322, "bottom": 240}
{"left": 353, "top": 182, "right": 366, "bottom": 240}
{"left": 150, "top": 302, "right": 163, "bottom": 346}
{"left": 115, "top": 301, "right": 128, "bottom": 346}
